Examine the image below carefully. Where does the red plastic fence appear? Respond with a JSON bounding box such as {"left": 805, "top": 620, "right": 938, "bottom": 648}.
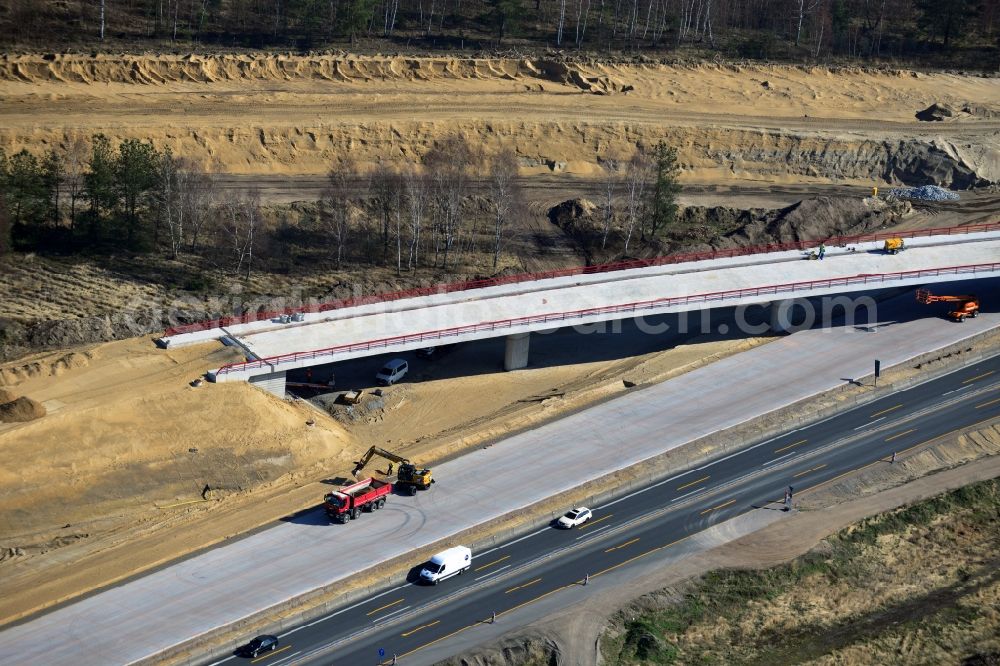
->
{"left": 213, "top": 261, "right": 1000, "bottom": 377}
{"left": 167, "top": 221, "right": 1000, "bottom": 338}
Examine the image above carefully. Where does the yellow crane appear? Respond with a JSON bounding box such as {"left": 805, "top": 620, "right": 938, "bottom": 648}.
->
{"left": 351, "top": 446, "right": 434, "bottom": 495}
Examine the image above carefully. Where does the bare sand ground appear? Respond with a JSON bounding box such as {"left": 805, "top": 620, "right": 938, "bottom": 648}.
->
{"left": 0, "top": 320, "right": 766, "bottom": 625}
{"left": 1, "top": 56, "right": 997, "bottom": 184}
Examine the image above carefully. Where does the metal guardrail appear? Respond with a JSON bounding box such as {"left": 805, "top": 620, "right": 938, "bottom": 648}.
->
{"left": 214, "top": 261, "right": 1000, "bottom": 377}
{"left": 168, "top": 222, "right": 1000, "bottom": 338}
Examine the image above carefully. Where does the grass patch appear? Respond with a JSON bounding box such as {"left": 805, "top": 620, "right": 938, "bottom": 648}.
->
{"left": 601, "top": 477, "right": 1000, "bottom": 665}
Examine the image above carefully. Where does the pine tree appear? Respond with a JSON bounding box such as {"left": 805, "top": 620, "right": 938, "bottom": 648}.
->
{"left": 643, "top": 141, "right": 681, "bottom": 242}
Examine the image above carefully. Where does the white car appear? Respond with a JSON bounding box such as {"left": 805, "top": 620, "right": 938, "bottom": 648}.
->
{"left": 557, "top": 507, "right": 592, "bottom": 529}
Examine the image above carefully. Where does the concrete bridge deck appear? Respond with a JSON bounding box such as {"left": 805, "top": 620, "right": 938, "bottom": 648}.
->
{"left": 162, "top": 230, "right": 1000, "bottom": 385}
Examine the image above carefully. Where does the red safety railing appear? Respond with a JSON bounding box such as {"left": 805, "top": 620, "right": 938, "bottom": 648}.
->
{"left": 213, "top": 261, "right": 1000, "bottom": 377}
{"left": 167, "top": 221, "right": 1000, "bottom": 338}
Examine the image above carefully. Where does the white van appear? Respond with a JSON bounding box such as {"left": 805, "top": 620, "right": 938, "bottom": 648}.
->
{"left": 419, "top": 546, "right": 472, "bottom": 585}
{"left": 375, "top": 359, "right": 408, "bottom": 386}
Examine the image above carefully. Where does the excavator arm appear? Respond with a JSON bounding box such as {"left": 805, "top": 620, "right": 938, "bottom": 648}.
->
{"left": 352, "top": 446, "right": 412, "bottom": 478}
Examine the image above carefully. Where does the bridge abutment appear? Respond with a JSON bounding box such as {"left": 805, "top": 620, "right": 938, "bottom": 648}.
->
{"left": 249, "top": 370, "right": 286, "bottom": 397}
{"left": 504, "top": 333, "right": 531, "bottom": 370}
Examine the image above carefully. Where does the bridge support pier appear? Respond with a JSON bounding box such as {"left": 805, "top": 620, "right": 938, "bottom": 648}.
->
{"left": 769, "top": 298, "right": 813, "bottom": 334}
{"left": 504, "top": 333, "right": 531, "bottom": 371}
{"left": 249, "top": 370, "right": 287, "bottom": 397}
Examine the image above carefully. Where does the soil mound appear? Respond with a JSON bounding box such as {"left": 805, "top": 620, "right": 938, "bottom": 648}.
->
{"left": 0, "top": 395, "right": 46, "bottom": 422}
{"left": 0, "top": 388, "right": 14, "bottom": 403}
{"left": 0, "top": 54, "right": 630, "bottom": 94}
{"left": 916, "top": 102, "right": 957, "bottom": 121}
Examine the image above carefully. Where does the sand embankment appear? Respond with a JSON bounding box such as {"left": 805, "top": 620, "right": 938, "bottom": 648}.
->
{"left": 1, "top": 55, "right": 997, "bottom": 185}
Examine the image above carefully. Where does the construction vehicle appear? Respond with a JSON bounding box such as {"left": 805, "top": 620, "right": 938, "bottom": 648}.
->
{"left": 352, "top": 446, "right": 434, "bottom": 495}
{"left": 916, "top": 289, "right": 980, "bottom": 322}
{"left": 883, "top": 238, "right": 906, "bottom": 254}
{"left": 324, "top": 477, "right": 392, "bottom": 523}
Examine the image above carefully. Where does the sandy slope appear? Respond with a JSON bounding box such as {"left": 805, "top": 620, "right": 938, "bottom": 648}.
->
{"left": 1, "top": 55, "right": 998, "bottom": 184}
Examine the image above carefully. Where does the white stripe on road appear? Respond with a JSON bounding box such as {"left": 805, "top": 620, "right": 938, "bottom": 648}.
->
{"left": 576, "top": 524, "right": 612, "bottom": 540}
{"left": 762, "top": 452, "right": 796, "bottom": 467}
{"left": 857, "top": 416, "right": 885, "bottom": 429}
{"left": 670, "top": 486, "right": 707, "bottom": 502}
{"left": 371, "top": 606, "right": 412, "bottom": 624}
{"left": 474, "top": 565, "right": 512, "bottom": 582}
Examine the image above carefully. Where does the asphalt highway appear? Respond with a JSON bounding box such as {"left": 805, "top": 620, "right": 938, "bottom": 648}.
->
{"left": 210, "top": 354, "right": 1000, "bottom": 666}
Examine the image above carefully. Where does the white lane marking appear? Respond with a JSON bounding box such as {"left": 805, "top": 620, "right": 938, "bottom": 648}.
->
{"left": 282, "top": 625, "right": 307, "bottom": 636}
{"left": 492, "top": 526, "right": 550, "bottom": 551}
{"left": 304, "top": 583, "right": 411, "bottom": 627}
{"left": 597, "top": 469, "right": 699, "bottom": 509}
{"left": 944, "top": 385, "right": 974, "bottom": 395}
{"left": 270, "top": 651, "right": 301, "bottom": 666}
{"left": 576, "top": 524, "right": 612, "bottom": 540}
{"left": 670, "top": 486, "right": 707, "bottom": 502}
{"left": 762, "top": 452, "right": 796, "bottom": 467}
{"left": 474, "top": 565, "right": 512, "bottom": 582}
{"left": 371, "top": 605, "right": 412, "bottom": 623}
{"left": 856, "top": 416, "right": 885, "bottom": 429}
{"left": 205, "top": 655, "right": 237, "bottom": 666}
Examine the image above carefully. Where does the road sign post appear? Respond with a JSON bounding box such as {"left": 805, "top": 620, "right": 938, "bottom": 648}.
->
{"left": 874, "top": 359, "right": 881, "bottom": 387}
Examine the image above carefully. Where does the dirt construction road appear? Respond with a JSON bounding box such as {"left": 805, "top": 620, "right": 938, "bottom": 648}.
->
{"left": 1, "top": 55, "right": 998, "bottom": 185}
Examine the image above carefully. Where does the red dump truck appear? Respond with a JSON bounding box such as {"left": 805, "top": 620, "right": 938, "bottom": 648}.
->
{"left": 324, "top": 477, "right": 392, "bottom": 523}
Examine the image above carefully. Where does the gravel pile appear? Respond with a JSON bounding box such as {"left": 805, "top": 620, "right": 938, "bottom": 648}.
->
{"left": 886, "top": 185, "right": 960, "bottom": 201}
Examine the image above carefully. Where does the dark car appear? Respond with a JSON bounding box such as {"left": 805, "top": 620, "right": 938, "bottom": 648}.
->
{"left": 241, "top": 634, "right": 279, "bottom": 658}
{"left": 416, "top": 344, "right": 457, "bottom": 360}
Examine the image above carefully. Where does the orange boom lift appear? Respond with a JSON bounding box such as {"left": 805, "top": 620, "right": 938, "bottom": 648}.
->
{"left": 916, "top": 289, "right": 980, "bottom": 322}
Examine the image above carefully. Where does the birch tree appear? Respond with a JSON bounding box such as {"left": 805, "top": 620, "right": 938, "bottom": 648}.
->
{"left": 321, "top": 165, "right": 353, "bottom": 268}
{"left": 600, "top": 159, "right": 619, "bottom": 250}
{"left": 623, "top": 150, "right": 651, "bottom": 254}
{"left": 403, "top": 166, "right": 428, "bottom": 270}
{"left": 486, "top": 147, "right": 521, "bottom": 269}
{"left": 222, "top": 190, "right": 261, "bottom": 279}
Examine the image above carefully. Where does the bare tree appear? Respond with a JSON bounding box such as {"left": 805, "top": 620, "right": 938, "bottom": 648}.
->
{"left": 486, "top": 147, "right": 521, "bottom": 269}
{"left": 183, "top": 162, "right": 216, "bottom": 255}
{"left": 623, "top": 150, "right": 651, "bottom": 254}
{"left": 100, "top": 0, "right": 106, "bottom": 40}
{"left": 600, "top": 159, "right": 620, "bottom": 250}
{"left": 321, "top": 165, "right": 353, "bottom": 268}
{"left": 424, "top": 135, "right": 479, "bottom": 269}
{"left": 62, "top": 136, "right": 89, "bottom": 233}
{"left": 222, "top": 190, "right": 261, "bottom": 279}
{"left": 403, "top": 165, "right": 428, "bottom": 270}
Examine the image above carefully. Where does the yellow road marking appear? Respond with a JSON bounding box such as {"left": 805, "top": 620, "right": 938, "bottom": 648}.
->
{"left": 963, "top": 370, "right": 995, "bottom": 384}
{"left": 505, "top": 577, "right": 542, "bottom": 594}
{"left": 366, "top": 597, "right": 404, "bottom": 616}
{"left": 250, "top": 645, "right": 291, "bottom": 663}
{"left": 604, "top": 537, "right": 640, "bottom": 553}
{"left": 774, "top": 439, "right": 806, "bottom": 453}
{"left": 699, "top": 498, "right": 736, "bottom": 515}
{"left": 885, "top": 428, "right": 917, "bottom": 442}
{"left": 976, "top": 396, "right": 1000, "bottom": 409}
{"left": 677, "top": 475, "right": 710, "bottom": 491}
{"left": 792, "top": 463, "right": 827, "bottom": 479}
{"left": 801, "top": 414, "right": 1000, "bottom": 497}
{"left": 871, "top": 403, "right": 903, "bottom": 418}
{"left": 474, "top": 555, "right": 510, "bottom": 572}
{"left": 577, "top": 514, "right": 613, "bottom": 530}
{"left": 401, "top": 619, "right": 440, "bottom": 637}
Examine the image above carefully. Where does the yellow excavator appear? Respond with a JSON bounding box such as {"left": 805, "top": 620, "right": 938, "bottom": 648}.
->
{"left": 351, "top": 446, "right": 434, "bottom": 495}
{"left": 916, "top": 289, "right": 980, "bottom": 322}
